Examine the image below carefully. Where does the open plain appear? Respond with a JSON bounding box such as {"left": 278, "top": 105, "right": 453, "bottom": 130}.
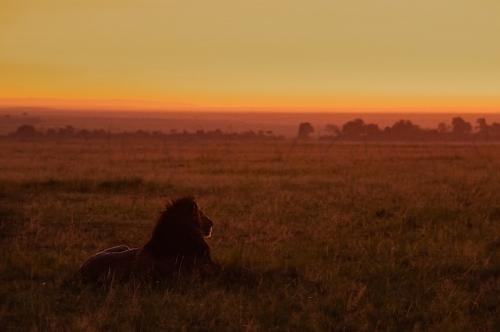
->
{"left": 0, "top": 137, "right": 499, "bottom": 331}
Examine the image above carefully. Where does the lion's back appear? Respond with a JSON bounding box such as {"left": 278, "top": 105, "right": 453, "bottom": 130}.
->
{"left": 79, "top": 248, "right": 139, "bottom": 282}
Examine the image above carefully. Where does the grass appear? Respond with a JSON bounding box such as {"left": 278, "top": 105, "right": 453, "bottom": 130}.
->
{"left": 0, "top": 138, "right": 499, "bottom": 331}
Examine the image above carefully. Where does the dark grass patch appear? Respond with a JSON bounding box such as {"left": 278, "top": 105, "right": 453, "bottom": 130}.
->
{"left": 0, "top": 191, "right": 25, "bottom": 243}
{"left": 8, "top": 177, "right": 173, "bottom": 194}
{"left": 374, "top": 208, "right": 395, "bottom": 219}
{"left": 96, "top": 177, "right": 144, "bottom": 191}
{"left": 487, "top": 207, "right": 500, "bottom": 221}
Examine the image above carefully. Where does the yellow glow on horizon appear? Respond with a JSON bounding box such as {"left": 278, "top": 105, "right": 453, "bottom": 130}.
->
{"left": 1, "top": 0, "right": 500, "bottom": 111}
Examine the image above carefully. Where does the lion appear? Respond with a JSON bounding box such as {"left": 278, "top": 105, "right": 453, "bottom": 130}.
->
{"left": 78, "top": 197, "right": 216, "bottom": 282}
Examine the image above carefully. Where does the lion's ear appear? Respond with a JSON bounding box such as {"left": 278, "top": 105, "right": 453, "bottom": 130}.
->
{"left": 177, "top": 196, "right": 197, "bottom": 214}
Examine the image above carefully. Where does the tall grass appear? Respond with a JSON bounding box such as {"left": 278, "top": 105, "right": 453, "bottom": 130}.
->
{"left": 0, "top": 138, "right": 499, "bottom": 331}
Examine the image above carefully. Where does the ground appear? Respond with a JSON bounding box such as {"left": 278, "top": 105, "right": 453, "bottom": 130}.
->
{"left": 0, "top": 138, "right": 499, "bottom": 331}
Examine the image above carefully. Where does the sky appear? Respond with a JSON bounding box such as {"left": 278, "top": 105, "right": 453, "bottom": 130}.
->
{"left": 1, "top": 0, "right": 500, "bottom": 111}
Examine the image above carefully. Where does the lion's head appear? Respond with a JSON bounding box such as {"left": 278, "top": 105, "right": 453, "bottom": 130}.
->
{"left": 143, "top": 197, "right": 214, "bottom": 259}
{"left": 198, "top": 207, "right": 213, "bottom": 238}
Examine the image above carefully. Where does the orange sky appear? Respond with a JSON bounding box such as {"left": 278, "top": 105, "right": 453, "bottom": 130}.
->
{"left": 1, "top": 1, "right": 500, "bottom": 112}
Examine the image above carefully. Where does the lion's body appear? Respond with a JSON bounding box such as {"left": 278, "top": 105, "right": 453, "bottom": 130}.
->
{"left": 78, "top": 197, "right": 217, "bottom": 282}
{"left": 79, "top": 247, "right": 140, "bottom": 281}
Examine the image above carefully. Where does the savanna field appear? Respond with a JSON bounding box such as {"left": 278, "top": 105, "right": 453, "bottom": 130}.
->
{"left": 0, "top": 137, "right": 499, "bottom": 331}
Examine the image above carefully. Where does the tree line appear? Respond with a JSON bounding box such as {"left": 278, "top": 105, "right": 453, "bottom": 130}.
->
{"left": 7, "top": 116, "right": 500, "bottom": 142}
{"left": 298, "top": 117, "right": 500, "bottom": 141}
{"left": 7, "top": 125, "right": 283, "bottom": 141}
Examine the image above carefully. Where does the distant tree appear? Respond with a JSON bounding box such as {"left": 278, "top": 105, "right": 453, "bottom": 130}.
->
{"left": 339, "top": 119, "right": 381, "bottom": 140}
{"left": 491, "top": 122, "right": 500, "bottom": 136}
{"left": 393, "top": 120, "right": 418, "bottom": 130}
{"left": 383, "top": 120, "right": 423, "bottom": 140}
{"left": 79, "top": 129, "right": 90, "bottom": 137}
{"left": 451, "top": 117, "right": 472, "bottom": 136}
{"left": 389, "top": 120, "right": 419, "bottom": 133}
{"left": 476, "top": 118, "right": 489, "bottom": 133}
{"left": 152, "top": 130, "right": 163, "bottom": 136}
{"left": 46, "top": 128, "right": 57, "bottom": 136}
{"left": 297, "top": 122, "right": 314, "bottom": 139}
{"left": 59, "top": 125, "right": 75, "bottom": 137}
{"left": 364, "top": 123, "right": 381, "bottom": 136}
{"left": 135, "top": 130, "right": 149, "bottom": 137}
{"left": 342, "top": 118, "right": 365, "bottom": 137}
{"left": 12, "top": 124, "right": 39, "bottom": 137}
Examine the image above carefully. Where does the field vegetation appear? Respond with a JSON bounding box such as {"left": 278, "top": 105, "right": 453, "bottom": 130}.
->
{"left": 0, "top": 137, "right": 499, "bottom": 331}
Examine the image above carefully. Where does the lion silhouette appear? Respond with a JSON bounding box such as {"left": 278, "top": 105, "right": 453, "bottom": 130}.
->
{"left": 78, "top": 197, "right": 216, "bottom": 282}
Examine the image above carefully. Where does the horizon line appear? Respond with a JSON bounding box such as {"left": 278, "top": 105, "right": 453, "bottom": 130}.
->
{"left": 1, "top": 97, "right": 500, "bottom": 114}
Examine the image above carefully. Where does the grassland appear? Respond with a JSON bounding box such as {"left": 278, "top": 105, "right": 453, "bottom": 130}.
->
{"left": 0, "top": 137, "right": 499, "bottom": 331}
